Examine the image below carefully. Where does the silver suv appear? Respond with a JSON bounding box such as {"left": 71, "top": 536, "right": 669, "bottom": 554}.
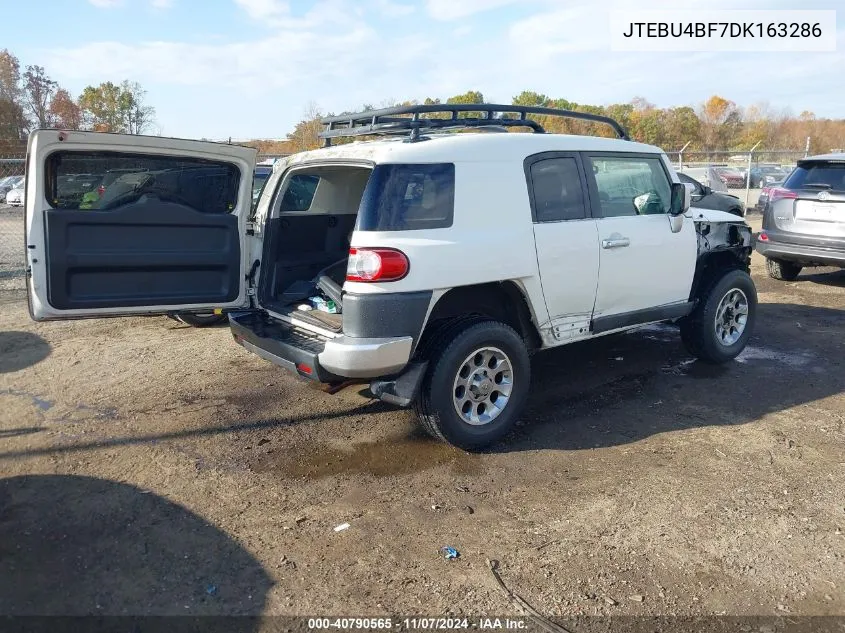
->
{"left": 756, "top": 153, "right": 845, "bottom": 280}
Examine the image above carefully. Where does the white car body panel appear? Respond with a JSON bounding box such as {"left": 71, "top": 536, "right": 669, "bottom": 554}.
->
{"left": 25, "top": 128, "right": 750, "bottom": 353}
{"left": 593, "top": 214, "right": 697, "bottom": 318}
{"left": 25, "top": 129, "right": 257, "bottom": 320}
{"left": 532, "top": 218, "right": 598, "bottom": 339}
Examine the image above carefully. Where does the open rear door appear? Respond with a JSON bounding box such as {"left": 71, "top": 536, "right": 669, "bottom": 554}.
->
{"left": 25, "top": 130, "right": 257, "bottom": 320}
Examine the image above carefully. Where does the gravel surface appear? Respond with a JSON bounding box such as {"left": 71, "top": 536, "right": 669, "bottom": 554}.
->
{"left": 1, "top": 216, "right": 843, "bottom": 625}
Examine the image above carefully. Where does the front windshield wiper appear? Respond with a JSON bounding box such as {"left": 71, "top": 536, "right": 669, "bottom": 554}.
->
{"left": 802, "top": 183, "right": 832, "bottom": 189}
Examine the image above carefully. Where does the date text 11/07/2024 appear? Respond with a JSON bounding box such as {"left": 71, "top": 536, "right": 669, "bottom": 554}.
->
{"left": 307, "top": 617, "right": 528, "bottom": 630}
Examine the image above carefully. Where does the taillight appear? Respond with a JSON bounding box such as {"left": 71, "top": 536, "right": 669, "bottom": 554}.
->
{"left": 346, "top": 247, "right": 409, "bottom": 282}
{"left": 97, "top": 185, "right": 105, "bottom": 197}
{"left": 768, "top": 187, "right": 797, "bottom": 203}
{"left": 758, "top": 232, "right": 769, "bottom": 242}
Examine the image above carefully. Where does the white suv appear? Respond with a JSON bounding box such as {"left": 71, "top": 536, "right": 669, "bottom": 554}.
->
{"left": 23, "top": 105, "right": 757, "bottom": 449}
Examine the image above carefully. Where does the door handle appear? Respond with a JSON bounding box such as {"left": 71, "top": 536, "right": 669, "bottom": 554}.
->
{"left": 601, "top": 237, "right": 630, "bottom": 249}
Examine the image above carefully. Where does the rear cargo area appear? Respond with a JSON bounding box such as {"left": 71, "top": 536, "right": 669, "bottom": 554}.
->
{"left": 258, "top": 165, "right": 373, "bottom": 333}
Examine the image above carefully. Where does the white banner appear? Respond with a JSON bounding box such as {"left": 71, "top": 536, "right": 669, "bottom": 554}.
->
{"left": 610, "top": 10, "right": 837, "bottom": 52}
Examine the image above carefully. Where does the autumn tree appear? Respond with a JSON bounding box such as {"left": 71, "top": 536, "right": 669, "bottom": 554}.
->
{"left": 0, "top": 49, "right": 25, "bottom": 140}
{"left": 22, "top": 65, "right": 58, "bottom": 129}
{"left": 50, "top": 88, "right": 82, "bottom": 130}
{"left": 286, "top": 101, "right": 324, "bottom": 152}
{"left": 698, "top": 95, "right": 742, "bottom": 149}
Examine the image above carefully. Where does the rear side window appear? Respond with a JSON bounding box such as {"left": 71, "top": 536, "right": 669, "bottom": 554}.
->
{"left": 280, "top": 174, "right": 320, "bottom": 211}
{"left": 45, "top": 151, "right": 241, "bottom": 214}
{"left": 356, "top": 163, "right": 455, "bottom": 231}
{"left": 529, "top": 157, "right": 587, "bottom": 222}
{"left": 785, "top": 162, "right": 845, "bottom": 193}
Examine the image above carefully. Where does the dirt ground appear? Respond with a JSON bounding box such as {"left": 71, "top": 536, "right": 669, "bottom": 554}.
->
{"left": 0, "top": 215, "right": 843, "bottom": 627}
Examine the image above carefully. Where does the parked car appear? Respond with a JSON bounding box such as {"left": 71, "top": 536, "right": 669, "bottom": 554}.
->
{"left": 755, "top": 185, "right": 772, "bottom": 213}
{"left": 0, "top": 175, "right": 24, "bottom": 199}
{"left": 678, "top": 172, "right": 745, "bottom": 217}
{"left": 22, "top": 105, "right": 757, "bottom": 450}
{"left": 253, "top": 164, "right": 273, "bottom": 207}
{"left": 749, "top": 165, "right": 788, "bottom": 188}
{"left": 5, "top": 185, "right": 24, "bottom": 206}
{"left": 678, "top": 166, "right": 729, "bottom": 193}
{"left": 756, "top": 153, "right": 845, "bottom": 280}
{"left": 713, "top": 166, "right": 745, "bottom": 188}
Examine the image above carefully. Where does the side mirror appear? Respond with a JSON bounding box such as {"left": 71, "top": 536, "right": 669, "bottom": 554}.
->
{"left": 670, "top": 182, "right": 690, "bottom": 216}
{"left": 702, "top": 185, "right": 712, "bottom": 196}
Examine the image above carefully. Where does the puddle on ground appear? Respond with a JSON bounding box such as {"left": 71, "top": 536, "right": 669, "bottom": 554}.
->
{"left": 735, "top": 345, "right": 814, "bottom": 367}
{"left": 0, "top": 388, "right": 54, "bottom": 411}
{"left": 250, "top": 434, "right": 482, "bottom": 479}
{"left": 662, "top": 345, "right": 817, "bottom": 378}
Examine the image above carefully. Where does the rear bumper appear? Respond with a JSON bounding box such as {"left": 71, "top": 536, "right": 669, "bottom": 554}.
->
{"left": 229, "top": 311, "right": 413, "bottom": 382}
{"left": 755, "top": 234, "right": 845, "bottom": 266}
{"left": 320, "top": 335, "right": 413, "bottom": 378}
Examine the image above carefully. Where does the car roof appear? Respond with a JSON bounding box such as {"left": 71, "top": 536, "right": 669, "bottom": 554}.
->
{"left": 801, "top": 152, "right": 845, "bottom": 162}
{"left": 284, "top": 132, "right": 665, "bottom": 167}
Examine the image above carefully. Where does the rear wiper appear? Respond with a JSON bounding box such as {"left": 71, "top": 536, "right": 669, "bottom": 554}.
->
{"left": 802, "top": 183, "right": 832, "bottom": 189}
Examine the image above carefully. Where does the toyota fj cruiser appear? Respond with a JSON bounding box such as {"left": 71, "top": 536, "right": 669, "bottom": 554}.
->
{"left": 24, "top": 104, "right": 757, "bottom": 449}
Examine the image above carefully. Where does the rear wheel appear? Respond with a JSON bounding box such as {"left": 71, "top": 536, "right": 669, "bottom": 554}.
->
{"left": 413, "top": 320, "right": 530, "bottom": 451}
{"left": 177, "top": 313, "right": 227, "bottom": 327}
{"left": 766, "top": 257, "right": 802, "bottom": 281}
{"left": 680, "top": 269, "right": 757, "bottom": 364}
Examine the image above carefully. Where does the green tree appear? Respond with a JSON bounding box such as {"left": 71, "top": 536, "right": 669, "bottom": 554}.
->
{"left": 446, "top": 90, "right": 484, "bottom": 118}
{"left": 78, "top": 81, "right": 156, "bottom": 134}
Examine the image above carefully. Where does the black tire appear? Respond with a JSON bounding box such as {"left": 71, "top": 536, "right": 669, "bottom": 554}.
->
{"left": 766, "top": 257, "right": 802, "bottom": 281}
{"left": 177, "top": 313, "right": 227, "bottom": 327}
{"left": 680, "top": 269, "right": 757, "bottom": 364}
{"left": 413, "top": 319, "right": 531, "bottom": 451}
{"left": 728, "top": 206, "right": 744, "bottom": 218}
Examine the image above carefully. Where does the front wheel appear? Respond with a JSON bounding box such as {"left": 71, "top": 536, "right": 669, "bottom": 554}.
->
{"left": 413, "top": 320, "right": 531, "bottom": 451}
{"left": 680, "top": 269, "right": 757, "bottom": 364}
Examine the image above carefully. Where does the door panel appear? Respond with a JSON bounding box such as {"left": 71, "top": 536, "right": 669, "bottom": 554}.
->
{"left": 45, "top": 202, "right": 241, "bottom": 309}
{"left": 527, "top": 152, "right": 599, "bottom": 336}
{"left": 593, "top": 214, "right": 695, "bottom": 317}
{"left": 585, "top": 152, "right": 696, "bottom": 320}
{"left": 25, "top": 129, "right": 257, "bottom": 320}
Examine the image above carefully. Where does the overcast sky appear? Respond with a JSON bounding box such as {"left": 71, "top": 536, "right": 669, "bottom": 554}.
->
{"left": 5, "top": 0, "right": 843, "bottom": 140}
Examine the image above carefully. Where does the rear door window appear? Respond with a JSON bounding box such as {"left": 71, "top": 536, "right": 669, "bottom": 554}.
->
{"left": 46, "top": 151, "right": 241, "bottom": 214}
{"left": 785, "top": 162, "right": 845, "bottom": 193}
{"left": 356, "top": 163, "right": 455, "bottom": 231}
{"left": 528, "top": 157, "right": 588, "bottom": 222}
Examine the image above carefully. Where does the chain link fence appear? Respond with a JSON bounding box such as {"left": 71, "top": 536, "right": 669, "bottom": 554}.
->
{"left": 664, "top": 149, "right": 808, "bottom": 214}
{"left": 0, "top": 150, "right": 26, "bottom": 301}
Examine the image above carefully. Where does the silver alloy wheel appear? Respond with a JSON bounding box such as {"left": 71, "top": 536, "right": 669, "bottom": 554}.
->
{"left": 452, "top": 346, "right": 513, "bottom": 426}
{"left": 714, "top": 288, "right": 749, "bottom": 346}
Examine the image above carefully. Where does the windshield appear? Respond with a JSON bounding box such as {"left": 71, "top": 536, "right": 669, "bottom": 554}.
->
{"left": 784, "top": 162, "right": 845, "bottom": 192}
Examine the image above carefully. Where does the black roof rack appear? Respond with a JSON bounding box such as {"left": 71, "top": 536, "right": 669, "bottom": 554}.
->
{"left": 318, "top": 103, "right": 630, "bottom": 146}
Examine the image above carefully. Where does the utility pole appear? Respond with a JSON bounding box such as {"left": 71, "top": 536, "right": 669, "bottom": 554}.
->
{"left": 745, "top": 141, "right": 761, "bottom": 208}
{"left": 678, "top": 141, "right": 691, "bottom": 170}
{"left": 805, "top": 136, "right": 811, "bottom": 157}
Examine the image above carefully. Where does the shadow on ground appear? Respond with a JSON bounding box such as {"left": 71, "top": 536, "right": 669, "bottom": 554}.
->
{"left": 0, "top": 475, "right": 272, "bottom": 619}
{"left": 0, "top": 331, "right": 50, "bottom": 373}
{"left": 1, "top": 303, "right": 843, "bottom": 465}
